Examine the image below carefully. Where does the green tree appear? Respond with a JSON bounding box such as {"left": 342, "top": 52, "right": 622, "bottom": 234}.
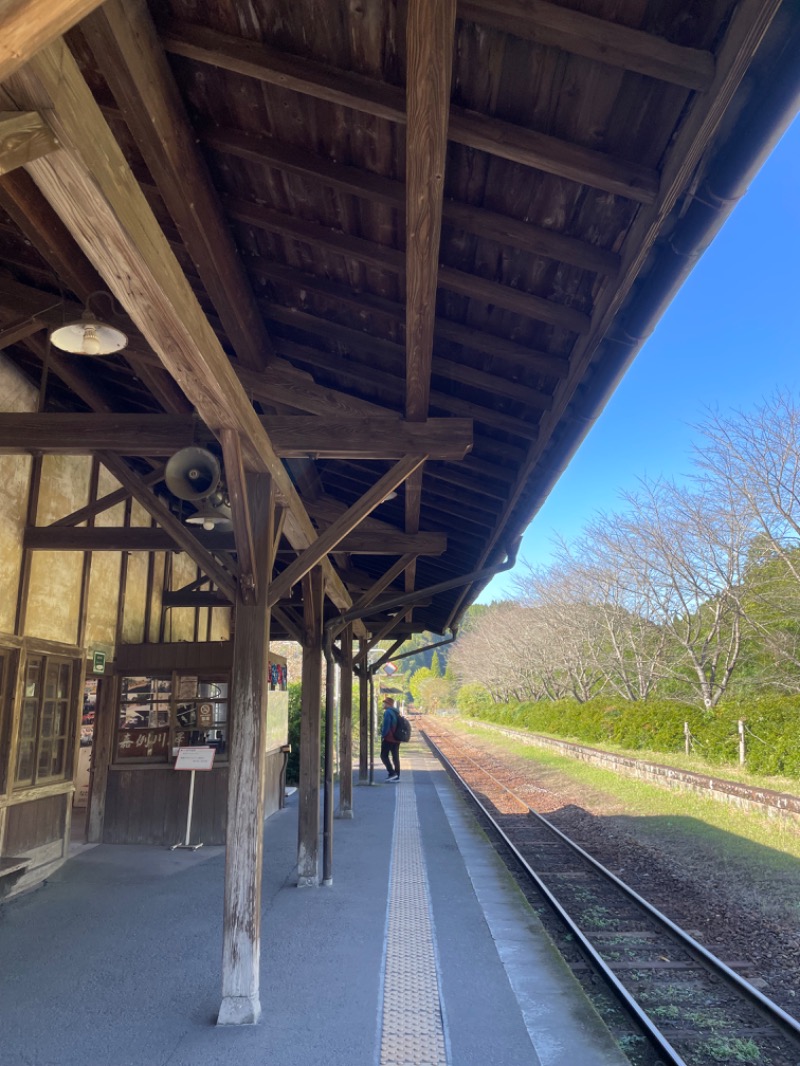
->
{"left": 430, "top": 651, "right": 442, "bottom": 677}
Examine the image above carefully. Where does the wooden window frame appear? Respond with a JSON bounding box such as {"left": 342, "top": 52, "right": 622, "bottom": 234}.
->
{"left": 113, "top": 669, "right": 231, "bottom": 766}
{"left": 13, "top": 651, "right": 80, "bottom": 791}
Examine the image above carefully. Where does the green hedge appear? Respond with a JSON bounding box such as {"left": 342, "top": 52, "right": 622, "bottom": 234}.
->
{"left": 467, "top": 693, "right": 800, "bottom": 778}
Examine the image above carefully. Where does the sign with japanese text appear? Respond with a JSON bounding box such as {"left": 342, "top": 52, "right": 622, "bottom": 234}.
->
{"left": 173, "top": 746, "right": 216, "bottom": 771}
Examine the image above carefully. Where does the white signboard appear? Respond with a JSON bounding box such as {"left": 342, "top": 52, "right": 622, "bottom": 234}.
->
{"left": 174, "top": 746, "right": 216, "bottom": 771}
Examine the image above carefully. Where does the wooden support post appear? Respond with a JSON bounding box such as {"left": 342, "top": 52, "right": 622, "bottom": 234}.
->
{"left": 86, "top": 675, "right": 114, "bottom": 844}
{"left": 217, "top": 473, "right": 275, "bottom": 1027}
{"left": 337, "top": 626, "right": 354, "bottom": 817}
{"left": 358, "top": 642, "right": 369, "bottom": 784}
{"left": 297, "top": 568, "right": 324, "bottom": 887}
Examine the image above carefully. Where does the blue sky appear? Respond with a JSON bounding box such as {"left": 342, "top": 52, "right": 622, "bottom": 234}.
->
{"left": 478, "top": 114, "right": 800, "bottom": 604}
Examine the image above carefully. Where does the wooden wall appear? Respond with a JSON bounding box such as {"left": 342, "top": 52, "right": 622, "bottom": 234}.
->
{"left": 0, "top": 355, "right": 236, "bottom": 889}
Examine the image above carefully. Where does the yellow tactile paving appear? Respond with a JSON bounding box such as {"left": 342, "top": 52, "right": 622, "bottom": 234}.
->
{"left": 380, "top": 749, "right": 448, "bottom": 1066}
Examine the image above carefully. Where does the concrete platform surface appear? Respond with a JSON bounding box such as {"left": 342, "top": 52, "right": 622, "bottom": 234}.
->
{"left": 0, "top": 736, "right": 627, "bottom": 1066}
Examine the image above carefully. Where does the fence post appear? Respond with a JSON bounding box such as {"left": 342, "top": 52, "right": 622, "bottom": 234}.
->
{"left": 738, "top": 719, "right": 746, "bottom": 765}
{"left": 684, "top": 721, "right": 690, "bottom": 756}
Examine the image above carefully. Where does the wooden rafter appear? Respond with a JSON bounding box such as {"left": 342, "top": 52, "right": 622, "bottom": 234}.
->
{"left": 443, "top": 0, "right": 786, "bottom": 630}
{"left": 0, "top": 0, "right": 106, "bottom": 82}
{"left": 203, "top": 126, "right": 621, "bottom": 276}
{"left": 220, "top": 429, "right": 258, "bottom": 605}
{"left": 404, "top": 0, "right": 456, "bottom": 424}
{"left": 80, "top": 0, "right": 274, "bottom": 371}
{"left": 226, "top": 195, "right": 592, "bottom": 333}
{"left": 458, "top": 0, "right": 715, "bottom": 90}
{"left": 160, "top": 19, "right": 659, "bottom": 203}
{"left": 0, "top": 111, "right": 59, "bottom": 177}
{"left": 3, "top": 37, "right": 355, "bottom": 615}
{"left": 267, "top": 455, "right": 428, "bottom": 605}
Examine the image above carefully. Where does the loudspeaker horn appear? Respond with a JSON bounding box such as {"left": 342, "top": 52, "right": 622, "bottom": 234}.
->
{"left": 165, "top": 447, "right": 221, "bottom": 502}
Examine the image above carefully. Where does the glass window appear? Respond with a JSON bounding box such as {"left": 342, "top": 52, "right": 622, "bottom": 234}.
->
{"left": 14, "top": 654, "right": 75, "bottom": 789}
{"left": 114, "top": 673, "right": 228, "bottom": 762}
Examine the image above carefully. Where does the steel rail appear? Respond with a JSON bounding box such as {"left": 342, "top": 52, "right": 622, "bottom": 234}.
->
{"left": 423, "top": 728, "right": 800, "bottom": 1063}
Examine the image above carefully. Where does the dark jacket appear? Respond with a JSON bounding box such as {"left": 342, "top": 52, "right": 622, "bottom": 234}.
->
{"left": 381, "top": 705, "right": 398, "bottom": 742}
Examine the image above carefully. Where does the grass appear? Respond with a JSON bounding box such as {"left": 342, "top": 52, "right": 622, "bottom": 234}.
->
{"left": 443, "top": 718, "right": 800, "bottom": 866}
{"left": 460, "top": 716, "right": 800, "bottom": 794}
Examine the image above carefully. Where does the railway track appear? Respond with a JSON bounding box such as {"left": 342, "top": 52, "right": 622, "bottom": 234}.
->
{"left": 422, "top": 723, "right": 800, "bottom": 1066}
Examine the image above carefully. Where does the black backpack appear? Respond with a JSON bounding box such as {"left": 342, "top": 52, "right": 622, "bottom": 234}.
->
{"left": 394, "top": 711, "right": 412, "bottom": 743}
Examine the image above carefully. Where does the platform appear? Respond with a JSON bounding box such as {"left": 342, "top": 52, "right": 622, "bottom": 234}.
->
{"left": 0, "top": 737, "right": 626, "bottom": 1066}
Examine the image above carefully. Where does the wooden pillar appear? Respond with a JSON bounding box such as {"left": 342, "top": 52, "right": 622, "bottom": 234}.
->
{"left": 297, "top": 567, "right": 324, "bottom": 887}
{"left": 86, "top": 675, "right": 114, "bottom": 844}
{"left": 358, "top": 640, "right": 369, "bottom": 783}
{"left": 336, "top": 626, "right": 354, "bottom": 817}
{"left": 217, "top": 474, "right": 274, "bottom": 1027}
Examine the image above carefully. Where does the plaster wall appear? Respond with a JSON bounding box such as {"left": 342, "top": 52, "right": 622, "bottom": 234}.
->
{"left": 27, "top": 455, "right": 91, "bottom": 645}
{"left": 120, "top": 500, "right": 151, "bottom": 644}
{"left": 0, "top": 356, "right": 35, "bottom": 633}
{"left": 84, "top": 466, "right": 123, "bottom": 652}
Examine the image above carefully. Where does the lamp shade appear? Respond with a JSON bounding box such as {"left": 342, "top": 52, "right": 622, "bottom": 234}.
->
{"left": 50, "top": 312, "right": 127, "bottom": 356}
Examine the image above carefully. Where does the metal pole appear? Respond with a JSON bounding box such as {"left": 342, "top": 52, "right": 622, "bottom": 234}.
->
{"left": 323, "top": 635, "right": 335, "bottom": 885}
{"left": 368, "top": 669, "right": 375, "bottom": 785}
{"left": 185, "top": 769, "right": 195, "bottom": 845}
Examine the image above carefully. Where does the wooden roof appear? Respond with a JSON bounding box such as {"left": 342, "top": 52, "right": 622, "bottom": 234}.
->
{"left": 1, "top": 0, "right": 799, "bottom": 640}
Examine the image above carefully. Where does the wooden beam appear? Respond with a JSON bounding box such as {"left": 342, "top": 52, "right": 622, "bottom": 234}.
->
{"left": 52, "top": 465, "right": 165, "bottom": 527}
{"left": 0, "top": 111, "right": 59, "bottom": 177}
{"left": 443, "top": 0, "right": 785, "bottom": 630}
{"left": 24, "top": 525, "right": 448, "bottom": 556}
{"left": 0, "top": 0, "right": 106, "bottom": 82}
{"left": 97, "top": 454, "right": 238, "bottom": 603}
{"left": 0, "top": 316, "right": 47, "bottom": 349}
{"left": 218, "top": 472, "right": 274, "bottom": 1025}
{"left": 0, "top": 412, "right": 473, "bottom": 460}
{"left": 5, "top": 38, "right": 354, "bottom": 614}
{"left": 458, "top": 0, "right": 715, "bottom": 91}
{"left": 297, "top": 568, "right": 324, "bottom": 886}
{"left": 220, "top": 429, "right": 258, "bottom": 604}
{"left": 161, "top": 19, "right": 659, "bottom": 202}
{"left": 268, "top": 455, "right": 427, "bottom": 605}
{"left": 405, "top": 0, "right": 456, "bottom": 424}
{"left": 246, "top": 256, "right": 569, "bottom": 378}
{"left": 205, "top": 126, "right": 620, "bottom": 276}
{"left": 229, "top": 195, "right": 592, "bottom": 332}
{"left": 336, "top": 626, "right": 354, "bottom": 818}
{"left": 81, "top": 0, "right": 274, "bottom": 371}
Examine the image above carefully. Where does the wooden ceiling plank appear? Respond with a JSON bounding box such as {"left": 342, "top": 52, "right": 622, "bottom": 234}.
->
{"left": 232, "top": 195, "right": 591, "bottom": 332}
{"left": 207, "top": 126, "right": 620, "bottom": 276}
{"left": 5, "top": 37, "right": 354, "bottom": 614}
{"left": 249, "top": 257, "right": 568, "bottom": 378}
{"left": 442, "top": 0, "right": 785, "bottom": 631}
{"left": 220, "top": 429, "right": 258, "bottom": 604}
{"left": 267, "top": 455, "right": 427, "bottom": 605}
{"left": 161, "top": 19, "right": 658, "bottom": 202}
{"left": 264, "top": 304, "right": 553, "bottom": 409}
{"left": 0, "top": 111, "right": 59, "bottom": 177}
{"left": 0, "top": 0, "right": 106, "bottom": 82}
{"left": 405, "top": 0, "right": 457, "bottom": 424}
{"left": 81, "top": 0, "right": 274, "bottom": 372}
{"left": 0, "top": 412, "right": 473, "bottom": 461}
{"left": 458, "top": 0, "right": 715, "bottom": 90}
{"left": 279, "top": 339, "right": 540, "bottom": 440}
{"left": 0, "top": 173, "right": 189, "bottom": 415}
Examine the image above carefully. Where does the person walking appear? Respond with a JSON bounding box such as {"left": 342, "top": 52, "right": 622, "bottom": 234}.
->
{"left": 380, "top": 694, "right": 400, "bottom": 782}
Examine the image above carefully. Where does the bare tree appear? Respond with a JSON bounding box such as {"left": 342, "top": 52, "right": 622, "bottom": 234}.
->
{"left": 587, "top": 478, "right": 751, "bottom": 708}
{"left": 697, "top": 393, "right": 800, "bottom": 682}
